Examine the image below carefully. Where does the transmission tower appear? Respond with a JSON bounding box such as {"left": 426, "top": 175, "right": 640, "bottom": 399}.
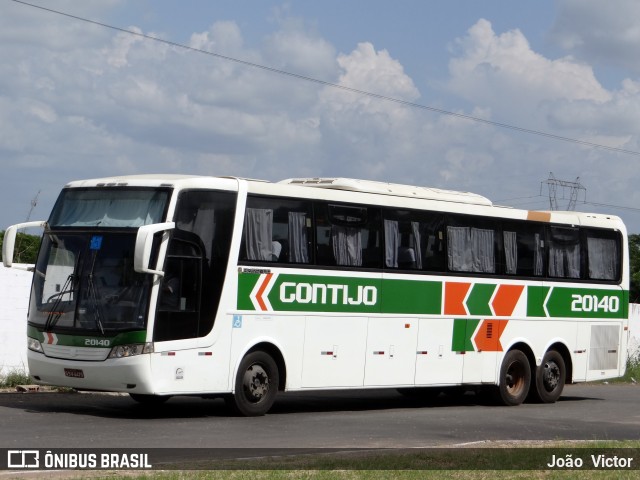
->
{"left": 541, "top": 173, "right": 586, "bottom": 211}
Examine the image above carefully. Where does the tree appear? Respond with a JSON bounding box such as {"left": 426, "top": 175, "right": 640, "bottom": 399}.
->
{"left": 0, "top": 231, "right": 41, "bottom": 265}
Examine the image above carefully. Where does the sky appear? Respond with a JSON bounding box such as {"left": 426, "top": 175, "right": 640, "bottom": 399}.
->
{"left": 3, "top": 0, "right": 640, "bottom": 233}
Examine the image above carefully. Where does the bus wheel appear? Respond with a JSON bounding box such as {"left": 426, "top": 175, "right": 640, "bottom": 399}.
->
{"left": 532, "top": 350, "right": 566, "bottom": 403}
{"left": 230, "top": 350, "right": 279, "bottom": 417}
{"left": 129, "top": 393, "right": 170, "bottom": 405}
{"left": 495, "top": 350, "right": 531, "bottom": 406}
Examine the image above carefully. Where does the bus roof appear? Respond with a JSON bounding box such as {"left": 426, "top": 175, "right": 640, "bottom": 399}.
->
{"left": 58, "top": 174, "right": 624, "bottom": 230}
{"left": 279, "top": 177, "right": 493, "bottom": 206}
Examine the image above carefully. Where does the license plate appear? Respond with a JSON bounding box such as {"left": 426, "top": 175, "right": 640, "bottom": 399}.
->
{"left": 64, "top": 368, "right": 84, "bottom": 378}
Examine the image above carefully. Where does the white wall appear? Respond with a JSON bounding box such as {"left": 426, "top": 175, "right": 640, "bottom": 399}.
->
{"left": 0, "top": 265, "right": 32, "bottom": 375}
{"left": 629, "top": 303, "right": 640, "bottom": 359}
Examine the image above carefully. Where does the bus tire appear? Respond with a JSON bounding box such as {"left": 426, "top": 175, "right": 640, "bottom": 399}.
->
{"left": 531, "top": 350, "right": 566, "bottom": 403}
{"left": 230, "top": 350, "right": 279, "bottom": 417}
{"left": 494, "top": 349, "right": 531, "bottom": 406}
{"left": 129, "top": 393, "right": 170, "bottom": 405}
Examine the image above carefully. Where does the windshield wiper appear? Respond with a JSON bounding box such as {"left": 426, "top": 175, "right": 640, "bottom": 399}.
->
{"left": 44, "top": 273, "right": 75, "bottom": 332}
{"left": 87, "top": 250, "right": 105, "bottom": 336}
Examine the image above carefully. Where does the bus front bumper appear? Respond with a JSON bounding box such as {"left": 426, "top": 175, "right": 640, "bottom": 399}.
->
{"left": 27, "top": 350, "right": 155, "bottom": 394}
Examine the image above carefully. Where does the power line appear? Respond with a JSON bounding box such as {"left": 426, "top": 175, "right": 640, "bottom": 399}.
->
{"left": 494, "top": 194, "right": 544, "bottom": 203}
{"left": 493, "top": 187, "right": 640, "bottom": 214}
{"left": 11, "top": 0, "right": 640, "bottom": 158}
{"left": 584, "top": 201, "right": 640, "bottom": 213}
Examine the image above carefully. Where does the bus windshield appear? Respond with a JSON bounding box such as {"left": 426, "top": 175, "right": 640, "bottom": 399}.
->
{"left": 30, "top": 232, "right": 152, "bottom": 334}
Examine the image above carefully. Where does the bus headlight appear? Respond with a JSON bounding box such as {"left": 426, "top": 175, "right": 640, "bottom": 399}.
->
{"left": 27, "top": 337, "right": 43, "bottom": 353}
{"left": 108, "top": 343, "right": 154, "bottom": 359}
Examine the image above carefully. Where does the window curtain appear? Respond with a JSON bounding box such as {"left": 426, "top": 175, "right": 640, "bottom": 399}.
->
{"left": 549, "top": 242, "right": 580, "bottom": 278}
{"left": 244, "top": 208, "right": 273, "bottom": 261}
{"left": 411, "top": 221, "right": 423, "bottom": 269}
{"left": 384, "top": 220, "right": 400, "bottom": 268}
{"left": 565, "top": 244, "right": 580, "bottom": 278}
{"left": 447, "top": 226, "right": 495, "bottom": 273}
{"left": 332, "top": 226, "right": 362, "bottom": 266}
{"left": 193, "top": 208, "right": 215, "bottom": 263}
{"left": 588, "top": 237, "right": 618, "bottom": 280}
{"left": 504, "top": 231, "right": 517, "bottom": 274}
{"left": 471, "top": 228, "right": 495, "bottom": 273}
{"left": 288, "top": 211, "right": 309, "bottom": 263}
{"left": 447, "top": 226, "right": 472, "bottom": 272}
{"left": 534, "top": 233, "right": 544, "bottom": 276}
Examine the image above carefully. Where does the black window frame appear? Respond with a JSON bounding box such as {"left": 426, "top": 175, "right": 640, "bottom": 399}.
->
{"left": 236, "top": 194, "right": 623, "bottom": 285}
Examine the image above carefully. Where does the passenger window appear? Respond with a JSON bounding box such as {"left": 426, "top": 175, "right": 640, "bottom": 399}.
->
{"left": 503, "top": 224, "right": 545, "bottom": 276}
{"left": 241, "top": 197, "right": 312, "bottom": 264}
{"left": 548, "top": 227, "right": 581, "bottom": 279}
{"left": 447, "top": 217, "right": 497, "bottom": 274}
{"left": 586, "top": 230, "right": 620, "bottom": 281}
{"left": 315, "top": 203, "right": 381, "bottom": 268}
{"left": 383, "top": 210, "right": 445, "bottom": 271}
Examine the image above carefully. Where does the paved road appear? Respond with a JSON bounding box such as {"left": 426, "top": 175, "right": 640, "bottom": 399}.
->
{"left": 1, "top": 384, "right": 639, "bottom": 451}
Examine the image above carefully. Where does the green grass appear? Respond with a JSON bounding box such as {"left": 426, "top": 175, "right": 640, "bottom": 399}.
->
{"left": 0, "top": 368, "right": 31, "bottom": 388}
{"left": 624, "top": 352, "right": 640, "bottom": 382}
{"left": 79, "top": 441, "right": 640, "bottom": 480}
{"left": 605, "top": 353, "right": 640, "bottom": 384}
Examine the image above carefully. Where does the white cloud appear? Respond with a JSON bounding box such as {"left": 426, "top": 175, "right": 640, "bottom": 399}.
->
{"left": 550, "top": 0, "right": 640, "bottom": 73}
{"left": 106, "top": 27, "right": 146, "bottom": 68}
{"left": 432, "top": 18, "right": 640, "bottom": 219}
{"left": 189, "top": 20, "right": 245, "bottom": 54}
{"left": 264, "top": 21, "right": 337, "bottom": 79}
{"left": 447, "top": 19, "right": 611, "bottom": 118}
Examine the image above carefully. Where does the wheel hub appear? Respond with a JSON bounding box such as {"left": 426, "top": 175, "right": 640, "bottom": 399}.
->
{"left": 244, "top": 364, "right": 269, "bottom": 402}
{"left": 543, "top": 361, "right": 560, "bottom": 391}
{"left": 506, "top": 362, "right": 525, "bottom": 394}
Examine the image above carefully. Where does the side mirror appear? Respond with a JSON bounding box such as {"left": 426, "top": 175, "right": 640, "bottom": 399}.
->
{"left": 2, "top": 221, "right": 46, "bottom": 269}
{"left": 134, "top": 222, "right": 175, "bottom": 276}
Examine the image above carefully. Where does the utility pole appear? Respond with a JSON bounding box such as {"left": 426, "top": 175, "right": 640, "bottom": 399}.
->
{"left": 541, "top": 173, "right": 586, "bottom": 211}
{"left": 25, "top": 190, "right": 41, "bottom": 222}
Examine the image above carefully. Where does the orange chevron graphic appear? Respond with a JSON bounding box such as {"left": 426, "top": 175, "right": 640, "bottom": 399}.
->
{"left": 473, "top": 319, "right": 509, "bottom": 352}
{"left": 491, "top": 284, "right": 525, "bottom": 316}
{"left": 255, "top": 273, "right": 273, "bottom": 311}
{"left": 444, "top": 282, "right": 471, "bottom": 315}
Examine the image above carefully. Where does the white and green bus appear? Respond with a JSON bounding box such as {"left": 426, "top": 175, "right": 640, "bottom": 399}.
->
{"left": 3, "top": 175, "right": 629, "bottom": 415}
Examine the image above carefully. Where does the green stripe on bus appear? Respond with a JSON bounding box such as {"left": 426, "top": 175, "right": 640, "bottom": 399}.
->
{"left": 452, "top": 318, "right": 480, "bottom": 352}
{"left": 527, "top": 286, "right": 550, "bottom": 317}
{"left": 27, "top": 325, "right": 146, "bottom": 347}
{"left": 238, "top": 272, "right": 627, "bottom": 319}
{"left": 237, "top": 273, "right": 259, "bottom": 311}
{"left": 545, "top": 287, "right": 625, "bottom": 319}
{"left": 466, "top": 284, "right": 496, "bottom": 316}
{"left": 380, "top": 279, "right": 441, "bottom": 314}
{"left": 237, "top": 272, "right": 442, "bottom": 314}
